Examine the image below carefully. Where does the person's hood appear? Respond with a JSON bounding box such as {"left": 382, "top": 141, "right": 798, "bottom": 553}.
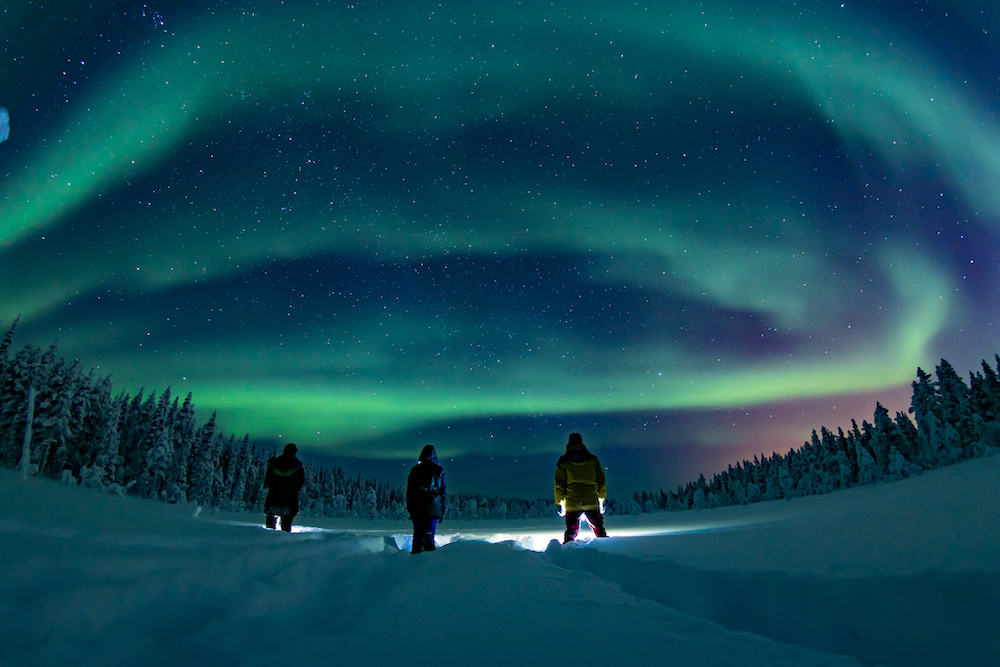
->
{"left": 564, "top": 441, "right": 592, "bottom": 463}
{"left": 564, "top": 432, "right": 591, "bottom": 461}
{"left": 419, "top": 445, "right": 438, "bottom": 463}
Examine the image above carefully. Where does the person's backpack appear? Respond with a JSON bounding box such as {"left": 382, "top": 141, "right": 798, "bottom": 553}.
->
{"left": 412, "top": 465, "right": 444, "bottom": 516}
{"left": 420, "top": 468, "right": 443, "bottom": 497}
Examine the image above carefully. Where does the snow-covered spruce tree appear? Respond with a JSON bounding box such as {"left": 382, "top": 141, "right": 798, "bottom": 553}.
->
{"left": 885, "top": 446, "right": 921, "bottom": 481}
{"left": 80, "top": 381, "right": 124, "bottom": 490}
{"left": 867, "top": 402, "right": 922, "bottom": 479}
{"left": 211, "top": 434, "right": 237, "bottom": 502}
{"left": 777, "top": 459, "right": 797, "bottom": 499}
{"left": 910, "top": 367, "right": 943, "bottom": 468}
{"left": 32, "top": 354, "right": 76, "bottom": 475}
{"left": 969, "top": 359, "right": 1000, "bottom": 421}
{"left": 46, "top": 361, "right": 90, "bottom": 478}
{"left": 186, "top": 411, "right": 220, "bottom": 506}
{"left": 119, "top": 389, "right": 157, "bottom": 484}
{"left": 854, "top": 437, "right": 878, "bottom": 486}
{"left": 0, "top": 318, "right": 19, "bottom": 373}
{"left": 135, "top": 388, "right": 175, "bottom": 500}
{"left": 60, "top": 369, "right": 102, "bottom": 479}
{"left": 935, "top": 359, "right": 977, "bottom": 458}
{"left": 16, "top": 387, "right": 37, "bottom": 479}
{"left": 830, "top": 428, "right": 856, "bottom": 489}
{"left": 221, "top": 434, "right": 252, "bottom": 512}
{"left": 15, "top": 344, "right": 58, "bottom": 474}
{"left": 966, "top": 358, "right": 1000, "bottom": 457}
{"left": 165, "top": 393, "right": 197, "bottom": 502}
{"left": 809, "top": 429, "right": 837, "bottom": 494}
{"left": 934, "top": 360, "right": 979, "bottom": 459}
{"left": 0, "top": 344, "right": 42, "bottom": 466}
{"left": 0, "top": 317, "right": 20, "bottom": 427}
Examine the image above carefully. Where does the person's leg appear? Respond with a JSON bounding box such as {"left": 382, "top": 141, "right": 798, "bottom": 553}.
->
{"left": 266, "top": 514, "right": 277, "bottom": 530}
{"left": 280, "top": 514, "right": 293, "bottom": 532}
{"left": 422, "top": 519, "right": 439, "bottom": 551}
{"left": 411, "top": 520, "right": 426, "bottom": 553}
{"left": 564, "top": 511, "right": 583, "bottom": 543}
{"left": 584, "top": 509, "right": 607, "bottom": 537}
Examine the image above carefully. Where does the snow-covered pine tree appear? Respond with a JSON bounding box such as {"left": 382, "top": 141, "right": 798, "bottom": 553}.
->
{"left": 0, "top": 317, "right": 19, "bottom": 393}
{"left": 33, "top": 354, "right": 74, "bottom": 475}
{"left": 80, "top": 381, "right": 123, "bottom": 490}
{"left": 968, "top": 360, "right": 1000, "bottom": 422}
{"left": 910, "top": 367, "right": 942, "bottom": 468}
{"left": 885, "top": 446, "right": 921, "bottom": 480}
{"left": 0, "top": 344, "right": 41, "bottom": 466}
{"left": 137, "top": 389, "right": 175, "bottom": 499}
{"left": 833, "top": 427, "right": 856, "bottom": 489}
{"left": 859, "top": 419, "right": 887, "bottom": 483}
{"left": 971, "top": 412, "right": 1000, "bottom": 457}
{"left": 855, "top": 438, "right": 878, "bottom": 486}
{"left": 16, "top": 386, "right": 36, "bottom": 480}
{"left": 892, "top": 411, "right": 922, "bottom": 465}
{"left": 186, "top": 411, "right": 220, "bottom": 506}
{"left": 760, "top": 454, "right": 781, "bottom": 501}
{"left": 934, "top": 359, "right": 977, "bottom": 459}
{"left": 777, "top": 459, "right": 796, "bottom": 499}
{"left": 940, "top": 421, "right": 964, "bottom": 466}
{"left": 240, "top": 442, "right": 267, "bottom": 511}
{"left": 119, "top": 389, "right": 158, "bottom": 484}
{"left": 919, "top": 410, "right": 948, "bottom": 469}
{"left": 867, "top": 402, "right": 920, "bottom": 477}
{"left": 166, "top": 393, "right": 197, "bottom": 500}
{"left": 16, "top": 343, "right": 57, "bottom": 475}
{"left": 224, "top": 434, "right": 252, "bottom": 512}
{"left": 63, "top": 369, "right": 102, "bottom": 478}
{"left": 0, "top": 317, "right": 18, "bottom": 362}
{"left": 48, "top": 360, "right": 90, "bottom": 478}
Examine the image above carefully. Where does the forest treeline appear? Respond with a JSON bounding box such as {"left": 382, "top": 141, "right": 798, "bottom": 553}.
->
{"left": 633, "top": 356, "right": 1000, "bottom": 512}
{"left": 0, "top": 319, "right": 559, "bottom": 520}
{"left": 3, "top": 317, "right": 997, "bottom": 520}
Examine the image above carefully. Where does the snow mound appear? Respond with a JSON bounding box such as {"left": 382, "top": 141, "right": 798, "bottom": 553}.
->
{"left": 1, "top": 456, "right": 998, "bottom": 666}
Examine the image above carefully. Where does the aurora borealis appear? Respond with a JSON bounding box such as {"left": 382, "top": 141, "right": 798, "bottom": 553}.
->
{"left": 3, "top": 0, "right": 999, "bottom": 496}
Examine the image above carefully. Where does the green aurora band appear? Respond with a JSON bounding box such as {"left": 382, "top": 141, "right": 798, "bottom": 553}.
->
{"left": 0, "top": 0, "right": 991, "bottom": 458}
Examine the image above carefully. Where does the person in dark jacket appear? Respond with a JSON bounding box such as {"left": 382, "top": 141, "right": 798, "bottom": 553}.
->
{"left": 263, "top": 443, "right": 305, "bottom": 532}
{"left": 554, "top": 432, "right": 608, "bottom": 543}
{"left": 406, "top": 444, "right": 447, "bottom": 553}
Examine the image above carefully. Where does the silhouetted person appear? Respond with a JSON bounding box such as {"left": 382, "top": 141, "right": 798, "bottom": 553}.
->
{"left": 406, "top": 445, "right": 447, "bottom": 553}
{"left": 554, "top": 432, "right": 608, "bottom": 543}
{"left": 263, "top": 443, "right": 305, "bottom": 532}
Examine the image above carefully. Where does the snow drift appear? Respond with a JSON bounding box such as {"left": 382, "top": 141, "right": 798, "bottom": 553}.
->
{"left": 1, "top": 455, "right": 998, "bottom": 666}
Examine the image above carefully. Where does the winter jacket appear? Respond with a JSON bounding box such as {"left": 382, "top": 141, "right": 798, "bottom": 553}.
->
{"left": 554, "top": 442, "right": 606, "bottom": 512}
{"left": 407, "top": 445, "right": 447, "bottom": 520}
{"left": 263, "top": 451, "right": 305, "bottom": 515}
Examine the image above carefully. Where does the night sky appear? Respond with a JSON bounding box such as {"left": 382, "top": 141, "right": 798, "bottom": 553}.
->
{"left": 3, "top": 0, "right": 999, "bottom": 498}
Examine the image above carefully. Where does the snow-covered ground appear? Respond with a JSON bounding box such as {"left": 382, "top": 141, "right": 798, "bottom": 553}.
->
{"left": 2, "top": 457, "right": 998, "bottom": 667}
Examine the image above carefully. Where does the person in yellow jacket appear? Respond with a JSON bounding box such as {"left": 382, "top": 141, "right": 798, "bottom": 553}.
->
{"left": 554, "top": 432, "right": 608, "bottom": 543}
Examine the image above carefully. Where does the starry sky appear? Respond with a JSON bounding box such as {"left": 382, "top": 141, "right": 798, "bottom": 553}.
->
{"left": 2, "top": 0, "right": 999, "bottom": 498}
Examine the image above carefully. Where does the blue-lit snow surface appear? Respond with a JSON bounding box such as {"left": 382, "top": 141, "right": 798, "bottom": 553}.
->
{"left": 2, "top": 457, "right": 999, "bottom": 666}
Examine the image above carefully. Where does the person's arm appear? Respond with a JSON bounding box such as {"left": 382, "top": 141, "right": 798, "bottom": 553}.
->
{"left": 439, "top": 469, "right": 447, "bottom": 512}
{"left": 595, "top": 459, "right": 606, "bottom": 499}
{"left": 405, "top": 468, "right": 415, "bottom": 513}
{"left": 554, "top": 463, "right": 567, "bottom": 504}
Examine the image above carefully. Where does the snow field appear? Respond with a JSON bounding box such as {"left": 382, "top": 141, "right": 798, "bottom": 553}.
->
{"left": 1, "top": 455, "right": 998, "bottom": 666}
